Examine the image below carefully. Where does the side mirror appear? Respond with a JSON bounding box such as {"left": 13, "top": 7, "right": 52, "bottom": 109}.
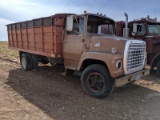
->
{"left": 132, "top": 23, "right": 138, "bottom": 36}
{"left": 133, "top": 23, "right": 137, "bottom": 33}
{"left": 66, "top": 16, "right": 73, "bottom": 31}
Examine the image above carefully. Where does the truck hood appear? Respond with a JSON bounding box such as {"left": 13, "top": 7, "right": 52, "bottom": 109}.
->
{"left": 89, "top": 35, "right": 143, "bottom": 55}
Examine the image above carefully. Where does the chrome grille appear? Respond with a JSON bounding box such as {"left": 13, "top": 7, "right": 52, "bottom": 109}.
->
{"left": 127, "top": 43, "right": 146, "bottom": 71}
{"left": 123, "top": 40, "right": 146, "bottom": 75}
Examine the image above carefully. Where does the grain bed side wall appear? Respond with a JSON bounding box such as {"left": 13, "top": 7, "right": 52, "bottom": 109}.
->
{"left": 7, "top": 15, "right": 65, "bottom": 58}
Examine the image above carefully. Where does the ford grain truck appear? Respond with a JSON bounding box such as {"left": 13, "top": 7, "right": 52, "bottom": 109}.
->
{"left": 7, "top": 12, "right": 149, "bottom": 98}
{"left": 116, "top": 13, "right": 160, "bottom": 75}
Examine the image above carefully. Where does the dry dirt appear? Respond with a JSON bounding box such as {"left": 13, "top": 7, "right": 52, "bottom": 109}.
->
{"left": 0, "top": 41, "right": 160, "bottom": 120}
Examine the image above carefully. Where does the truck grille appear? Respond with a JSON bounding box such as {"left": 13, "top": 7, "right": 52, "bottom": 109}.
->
{"left": 127, "top": 43, "right": 146, "bottom": 70}
{"left": 124, "top": 41, "right": 146, "bottom": 75}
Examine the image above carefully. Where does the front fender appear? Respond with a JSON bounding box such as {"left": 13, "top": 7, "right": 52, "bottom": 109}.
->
{"left": 77, "top": 51, "right": 124, "bottom": 78}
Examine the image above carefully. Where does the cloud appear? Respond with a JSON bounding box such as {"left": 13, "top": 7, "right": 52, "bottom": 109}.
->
{"left": 0, "top": 18, "right": 14, "bottom": 41}
{"left": 0, "top": 0, "right": 160, "bottom": 40}
{"left": 0, "top": 0, "right": 46, "bottom": 21}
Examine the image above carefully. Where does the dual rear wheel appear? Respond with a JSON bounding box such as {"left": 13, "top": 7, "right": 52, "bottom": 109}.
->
{"left": 20, "top": 53, "right": 38, "bottom": 71}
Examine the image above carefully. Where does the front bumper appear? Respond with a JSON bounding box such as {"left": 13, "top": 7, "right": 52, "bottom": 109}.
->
{"left": 114, "top": 69, "right": 150, "bottom": 87}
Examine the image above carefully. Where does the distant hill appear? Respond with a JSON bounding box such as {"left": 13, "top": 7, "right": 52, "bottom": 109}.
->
{"left": 0, "top": 41, "right": 8, "bottom": 42}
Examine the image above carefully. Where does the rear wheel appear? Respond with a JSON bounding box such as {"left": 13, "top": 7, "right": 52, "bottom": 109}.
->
{"left": 81, "top": 64, "right": 113, "bottom": 98}
{"left": 21, "top": 53, "right": 33, "bottom": 71}
{"left": 31, "top": 54, "right": 38, "bottom": 69}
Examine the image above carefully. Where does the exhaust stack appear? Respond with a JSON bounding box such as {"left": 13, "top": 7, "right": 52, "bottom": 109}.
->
{"left": 125, "top": 13, "right": 128, "bottom": 28}
{"left": 123, "top": 13, "right": 129, "bottom": 38}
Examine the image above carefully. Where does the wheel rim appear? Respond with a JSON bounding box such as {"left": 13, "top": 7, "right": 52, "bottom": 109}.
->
{"left": 21, "top": 56, "right": 27, "bottom": 69}
{"left": 87, "top": 72, "right": 105, "bottom": 92}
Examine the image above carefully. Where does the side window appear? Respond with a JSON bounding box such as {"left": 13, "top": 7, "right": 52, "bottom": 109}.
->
{"left": 68, "top": 17, "right": 84, "bottom": 35}
{"left": 98, "top": 24, "right": 114, "bottom": 34}
{"left": 136, "top": 24, "right": 146, "bottom": 34}
{"left": 79, "top": 18, "right": 84, "bottom": 34}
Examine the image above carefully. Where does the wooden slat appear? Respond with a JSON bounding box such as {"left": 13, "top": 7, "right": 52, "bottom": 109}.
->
{"left": 35, "top": 42, "right": 43, "bottom": 49}
{"left": 7, "top": 29, "right": 10, "bottom": 46}
{"left": 28, "top": 34, "right": 34, "bottom": 42}
{"left": 11, "top": 30, "right": 14, "bottom": 47}
{"left": 20, "top": 28, "right": 23, "bottom": 49}
{"left": 51, "top": 20, "right": 54, "bottom": 57}
{"left": 26, "top": 29, "right": 29, "bottom": 49}
{"left": 43, "top": 33, "right": 51, "bottom": 42}
{"left": 35, "top": 34, "right": 42, "bottom": 43}
{"left": 9, "top": 46, "right": 56, "bottom": 58}
{"left": 41, "top": 25, "right": 44, "bottom": 52}
{"left": 33, "top": 28, "right": 36, "bottom": 50}
{"left": 53, "top": 26, "right": 57, "bottom": 54}
{"left": 34, "top": 27, "right": 42, "bottom": 34}
{"left": 7, "top": 16, "right": 65, "bottom": 59}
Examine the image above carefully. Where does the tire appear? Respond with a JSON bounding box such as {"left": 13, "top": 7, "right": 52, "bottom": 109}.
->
{"left": 81, "top": 64, "right": 113, "bottom": 98}
{"left": 31, "top": 54, "right": 38, "bottom": 69}
{"left": 20, "top": 53, "right": 33, "bottom": 71}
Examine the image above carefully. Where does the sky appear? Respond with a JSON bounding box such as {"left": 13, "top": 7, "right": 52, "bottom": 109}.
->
{"left": 0, "top": 0, "right": 160, "bottom": 41}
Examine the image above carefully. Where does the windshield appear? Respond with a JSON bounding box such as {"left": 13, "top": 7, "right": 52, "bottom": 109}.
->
{"left": 148, "top": 24, "right": 159, "bottom": 34}
{"left": 87, "top": 15, "right": 115, "bottom": 35}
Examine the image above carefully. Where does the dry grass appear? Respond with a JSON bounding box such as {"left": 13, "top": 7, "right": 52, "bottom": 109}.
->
{"left": 0, "top": 41, "right": 18, "bottom": 59}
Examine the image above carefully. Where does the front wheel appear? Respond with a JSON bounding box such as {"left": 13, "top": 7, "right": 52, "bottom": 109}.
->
{"left": 81, "top": 64, "right": 113, "bottom": 98}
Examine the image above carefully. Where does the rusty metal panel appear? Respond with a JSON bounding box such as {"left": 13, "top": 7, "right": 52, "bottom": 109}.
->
{"left": 11, "top": 24, "right": 16, "bottom": 30}
{"left": 27, "top": 28, "right": 34, "bottom": 33}
{"left": 44, "top": 42, "right": 53, "bottom": 48}
{"left": 43, "top": 17, "right": 52, "bottom": 26}
{"left": 7, "top": 14, "right": 67, "bottom": 58}
{"left": 34, "top": 27, "right": 42, "bottom": 33}
{"left": 36, "top": 48, "right": 44, "bottom": 52}
{"left": 55, "top": 18, "right": 64, "bottom": 26}
{"left": 43, "top": 26, "right": 51, "bottom": 32}
{"left": 56, "top": 43, "right": 62, "bottom": 54}
{"left": 27, "top": 21, "right": 33, "bottom": 28}
{"left": 16, "top": 30, "right": 21, "bottom": 48}
{"left": 35, "top": 42, "right": 43, "bottom": 49}
{"left": 34, "top": 18, "right": 42, "bottom": 27}
{"left": 21, "top": 22, "right": 27, "bottom": 28}
{"left": 35, "top": 35, "right": 42, "bottom": 43}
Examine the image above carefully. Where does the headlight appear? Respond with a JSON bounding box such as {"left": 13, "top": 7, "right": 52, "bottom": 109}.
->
{"left": 116, "top": 60, "right": 122, "bottom": 70}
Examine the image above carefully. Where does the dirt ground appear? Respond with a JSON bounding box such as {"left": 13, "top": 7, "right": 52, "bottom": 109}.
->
{"left": 0, "top": 41, "right": 160, "bottom": 120}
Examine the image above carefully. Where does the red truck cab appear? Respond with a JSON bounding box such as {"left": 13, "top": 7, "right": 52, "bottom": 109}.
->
{"left": 116, "top": 14, "right": 160, "bottom": 75}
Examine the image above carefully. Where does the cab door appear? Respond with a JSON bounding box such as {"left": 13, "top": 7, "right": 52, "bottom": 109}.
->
{"left": 63, "top": 16, "right": 85, "bottom": 70}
